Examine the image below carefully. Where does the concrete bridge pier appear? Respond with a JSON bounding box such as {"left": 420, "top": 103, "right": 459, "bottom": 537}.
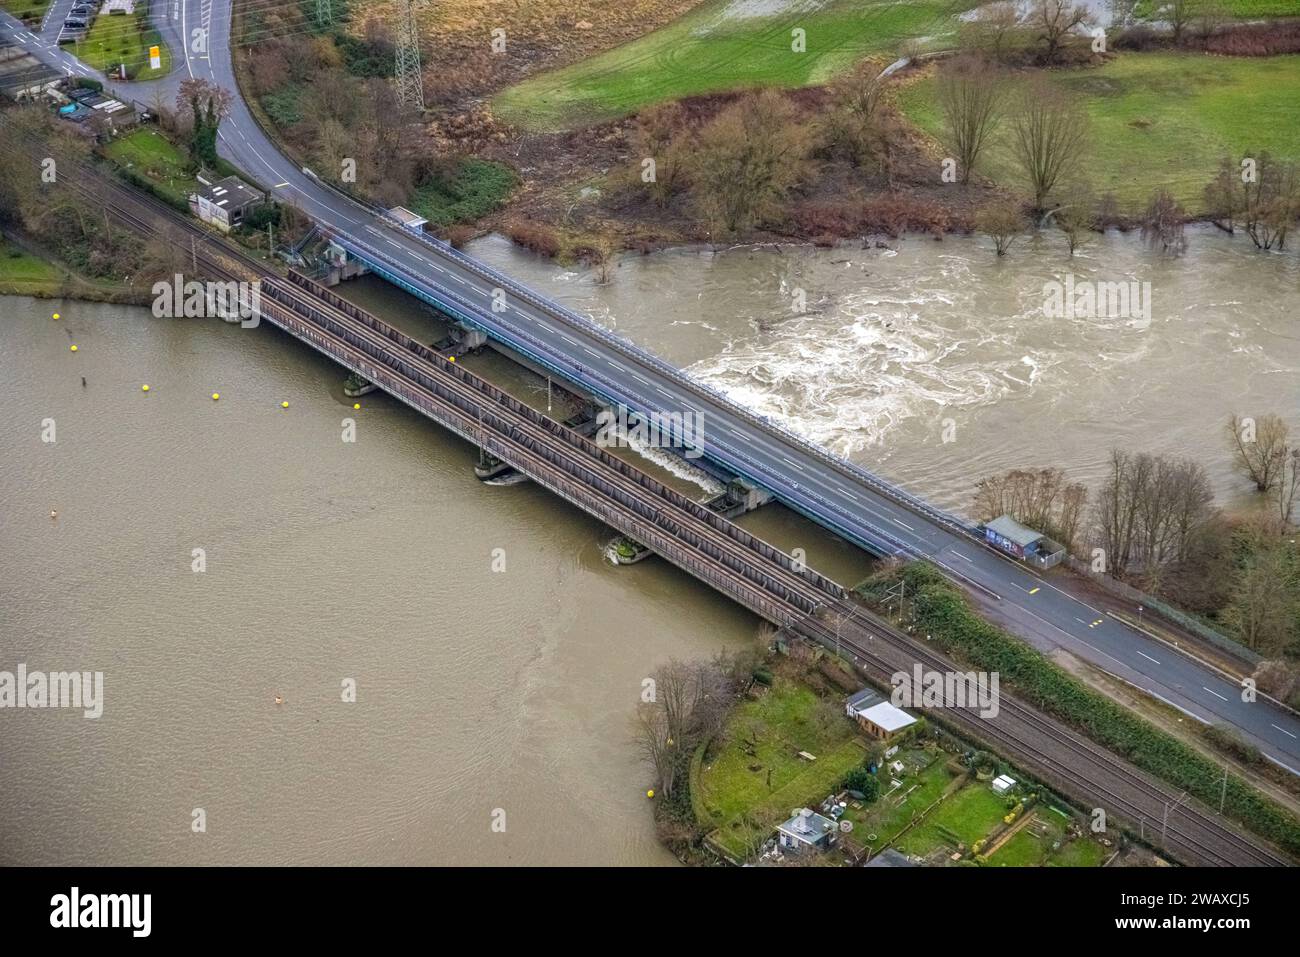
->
{"left": 473, "top": 447, "right": 528, "bottom": 485}
{"left": 705, "top": 478, "right": 774, "bottom": 519}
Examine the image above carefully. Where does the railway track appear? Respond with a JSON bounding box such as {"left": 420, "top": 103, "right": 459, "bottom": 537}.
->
{"left": 28, "top": 145, "right": 1292, "bottom": 867}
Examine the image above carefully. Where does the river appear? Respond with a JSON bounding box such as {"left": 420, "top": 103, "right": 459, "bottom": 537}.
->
{"left": 2, "top": 225, "right": 1296, "bottom": 864}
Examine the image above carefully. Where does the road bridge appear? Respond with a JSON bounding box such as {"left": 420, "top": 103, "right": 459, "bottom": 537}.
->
{"left": 2, "top": 0, "right": 1299, "bottom": 767}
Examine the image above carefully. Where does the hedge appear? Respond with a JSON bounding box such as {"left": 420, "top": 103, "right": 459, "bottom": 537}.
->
{"left": 860, "top": 562, "right": 1300, "bottom": 859}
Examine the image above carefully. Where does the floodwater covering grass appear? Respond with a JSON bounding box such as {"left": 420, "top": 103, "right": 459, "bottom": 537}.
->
{"left": 897, "top": 52, "right": 1300, "bottom": 213}
{"left": 102, "top": 128, "right": 193, "bottom": 205}
{"left": 493, "top": 0, "right": 977, "bottom": 131}
{"left": 74, "top": 13, "right": 171, "bottom": 81}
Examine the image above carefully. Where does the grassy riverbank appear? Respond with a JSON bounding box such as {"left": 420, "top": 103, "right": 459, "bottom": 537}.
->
{"left": 897, "top": 52, "right": 1300, "bottom": 213}
{"left": 0, "top": 238, "right": 144, "bottom": 303}
{"left": 493, "top": 0, "right": 975, "bottom": 131}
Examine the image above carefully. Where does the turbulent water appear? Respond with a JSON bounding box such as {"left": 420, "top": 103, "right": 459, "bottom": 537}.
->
{"left": 466, "top": 226, "right": 1300, "bottom": 516}
{"left": 2, "top": 224, "right": 1296, "bottom": 864}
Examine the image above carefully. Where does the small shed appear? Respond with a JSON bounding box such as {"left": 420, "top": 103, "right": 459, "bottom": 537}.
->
{"left": 776, "top": 808, "right": 837, "bottom": 854}
{"left": 984, "top": 514, "right": 1066, "bottom": 569}
{"left": 193, "top": 176, "right": 264, "bottom": 232}
{"left": 992, "top": 774, "right": 1017, "bottom": 795}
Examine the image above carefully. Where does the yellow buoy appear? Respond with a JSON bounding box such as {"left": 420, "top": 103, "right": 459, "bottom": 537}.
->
{"left": 212, "top": 393, "right": 220, "bottom": 401}
{"left": 52, "top": 312, "right": 60, "bottom": 320}
{"left": 449, "top": 356, "right": 456, "bottom": 363}
{"left": 69, "top": 344, "right": 77, "bottom": 352}
{"left": 353, "top": 403, "right": 360, "bottom": 410}
{"left": 646, "top": 789, "right": 655, "bottom": 799}
{"left": 281, "top": 401, "right": 289, "bottom": 409}
{"left": 141, "top": 384, "right": 150, "bottom": 392}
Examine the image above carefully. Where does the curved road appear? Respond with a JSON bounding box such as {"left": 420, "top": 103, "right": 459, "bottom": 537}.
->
{"left": 5, "top": 0, "right": 1300, "bottom": 771}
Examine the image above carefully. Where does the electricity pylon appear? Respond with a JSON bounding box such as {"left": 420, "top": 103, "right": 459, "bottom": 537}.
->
{"left": 316, "top": 0, "right": 332, "bottom": 27}
{"left": 394, "top": 0, "right": 425, "bottom": 112}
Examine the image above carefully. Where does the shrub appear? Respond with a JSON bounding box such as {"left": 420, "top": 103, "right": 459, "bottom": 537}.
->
{"left": 506, "top": 220, "right": 562, "bottom": 259}
{"left": 844, "top": 766, "right": 880, "bottom": 802}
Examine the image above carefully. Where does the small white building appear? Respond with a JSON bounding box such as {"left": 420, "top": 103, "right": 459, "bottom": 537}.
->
{"left": 776, "top": 808, "right": 837, "bottom": 854}
{"left": 845, "top": 688, "right": 918, "bottom": 741}
{"left": 992, "top": 774, "right": 1017, "bottom": 795}
{"left": 103, "top": 0, "right": 136, "bottom": 13}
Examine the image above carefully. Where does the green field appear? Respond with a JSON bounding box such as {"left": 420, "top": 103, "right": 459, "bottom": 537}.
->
{"left": 695, "top": 678, "right": 868, "bottom": 859}
{"left": 1, "top": 0, "right": 51, "bottom": 23}
{"left": 73, "top": 14, "right": 171, "bottom": 81}
{"left": 0, "top": 240, "right": 61, "bottom": 289}
{"left": 103, "top": 129, "right": 193, "bottom": 205}
{"left": 897, "top": 52, "right": 1300, "bottom": 213}
{"left": 493, "top": 0, "right": 976, "bottom": 131}
{"left": 894, "top": 778, "right": 1008, "bottom": 856}
{"left": 1135, "top": 0, "right": 1300, "bottom": 17}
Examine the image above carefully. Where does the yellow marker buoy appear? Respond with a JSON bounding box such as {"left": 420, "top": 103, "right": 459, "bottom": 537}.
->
{"left": 141, "top": 384, "right": 150, "bottom": 392}
{"left": 449, "top": 356, "right": 455, "bottom": 363}
{"left": 212, "top": 393, "right": 220, "bottom": 401}
{"left": 52, "top": 312, "right": 60, "bottom": 320}
{"left": 281, "top": 401, "right": 289, "bottom": 409}
{"left": 353, "top": 403, "right": 360, "bottom": 410}
{"left": 646, "top": 789, "right": 655, "bottom": 799}
{"left": 69, "top": 344, "right": 77, "bottom": 352}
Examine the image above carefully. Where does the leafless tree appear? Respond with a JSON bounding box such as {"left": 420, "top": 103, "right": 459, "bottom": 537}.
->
{"left": 976, "top": 203, "right": 1025, "bottom": 256}
{"left": 1028, "top": 0, "right": 1094, "bottom": 63}
{"left": 1240, "top": 154, "right": 1300, "bottom": 251}
{"left": 1203, "top": 155, "right": 1241, "bottom": 234}
{"left": 937, "top": 56, "right": 1007, "bottom": 184}
{"left": 974, "top": 467, "right": 1088, "bottom": 549}
{"left": 689, "top": 90, "right": 811, "bottom": 236}
{"left": 1276, "top": 448, "right": 1300, "bottom": 526}
{"left": 629, "top": 102, "right": 688, "bottom": 206}
{"left": 1227, "top": 413, "right": 1290, "bottom": 492}
{"left": 1053, "top": 185, "right": 1096, "bottom": 254}
{"left": 1222, "top": 538, "right": 1299, "bottom": 655}
{"left": 1009, "top": 79, "right": 1090, "bottom": 211}
{"left": 1141, "top": 188, "right": 1187, "bottom": 255}
{"left": 632, "top": 656, "right": 737, "bottom": 798}
{"left": 1091, "top": 449, "right": 1216, "bottom": 582}
{"left": 960, "top": 1, "right": 1024, "bottom": 63}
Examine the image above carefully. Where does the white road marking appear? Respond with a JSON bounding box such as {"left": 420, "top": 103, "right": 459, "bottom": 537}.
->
{"left": 894, "top": 518, "right": 915, "bottom": 531}
{"left": 1136, "top": 651, "right": 1161, "bottom": 665}
{"left": 1202, "top": 686, "right": 1229, "bottom": 702}
{"left": 1272, "top": 724, "right": 1298, "bottom": 739}
{"left": 782, "top": 457, "right": 804, "bottom": 471}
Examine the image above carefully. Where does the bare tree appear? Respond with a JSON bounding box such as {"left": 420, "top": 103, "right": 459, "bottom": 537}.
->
{"left": 937, "top": 56, "right": 1007, "bottom": 184}
{"left": 1166, "top": 0, "right": 1195, "bottom": 44}
{"left": 1240, "top": 153, "right": 1300, "bottom": 251}
{"left": 1054, "top": 185, "right": 1096, "bottom": 254}
{"left": 960, "top": 1, "right": 1024, "bottom": 63}
{"left": 629, "top": 102, "right": 688, "bottom": 207}
{"left": 1222, "top": 538, "right": 1299, "bottom": 656}
{"left": 975, "top": 203, "right": 1025, "bottom": 255}
{"left": 688, "top": 90, "right": 811, "bottom": 236}
{"left": 1227, "top": 413, "right": 1290, "bottom": 492}
{"left": 1009, "top": 79, "right": 1090, "bottom": 211}
{"left": 974, "top": 467, "right": 1089, "bottom": 550}
{"left": 1276, "top": 448, "right": 1300, "bottom": 526}
{"left": 1091, "top": 449, "right": 1216, "bottom": 582}
{"left": 1203, "top": 155, "right": 1241, "bottom": 234}
{"left": 632, "top": 656, "right": 736, "bottom": 798}
{"left": 1140, "top": 188, "right": 1187, "bottom": 255}
{"left": 1028, "top": 0, "right": 1094, "bottom": 63}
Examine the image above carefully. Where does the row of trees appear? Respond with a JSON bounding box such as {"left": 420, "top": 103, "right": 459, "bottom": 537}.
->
{"left": 972, "top": 414, "right": 1300, "bottom": 658}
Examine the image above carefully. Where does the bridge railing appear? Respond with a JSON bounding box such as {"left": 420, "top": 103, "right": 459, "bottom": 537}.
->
{"left": 329, "top": 231, "right": 938, "bottom": 560}
{"left": 371, "top": 216, "right": 980, "bottom": 541}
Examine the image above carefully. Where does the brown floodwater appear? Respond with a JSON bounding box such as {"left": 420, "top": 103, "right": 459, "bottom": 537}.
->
{"left": 2, "top": 224, "right": 1296, "bottom": 864}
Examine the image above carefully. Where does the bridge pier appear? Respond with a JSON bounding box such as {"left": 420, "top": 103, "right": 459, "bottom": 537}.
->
{"left": 705, "top": 477, "right": 774, "bottom": 519}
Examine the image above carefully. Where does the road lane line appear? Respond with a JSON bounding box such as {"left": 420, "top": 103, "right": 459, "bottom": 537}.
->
{"left": 1203, "top": 686, "right": 1229, "bottom": 702}
{"left": 1136, "top": 651, "right": 1161, "bottom": 665}
{"left": 1272, "top": 724, "right": 1298, "bottom": 739}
